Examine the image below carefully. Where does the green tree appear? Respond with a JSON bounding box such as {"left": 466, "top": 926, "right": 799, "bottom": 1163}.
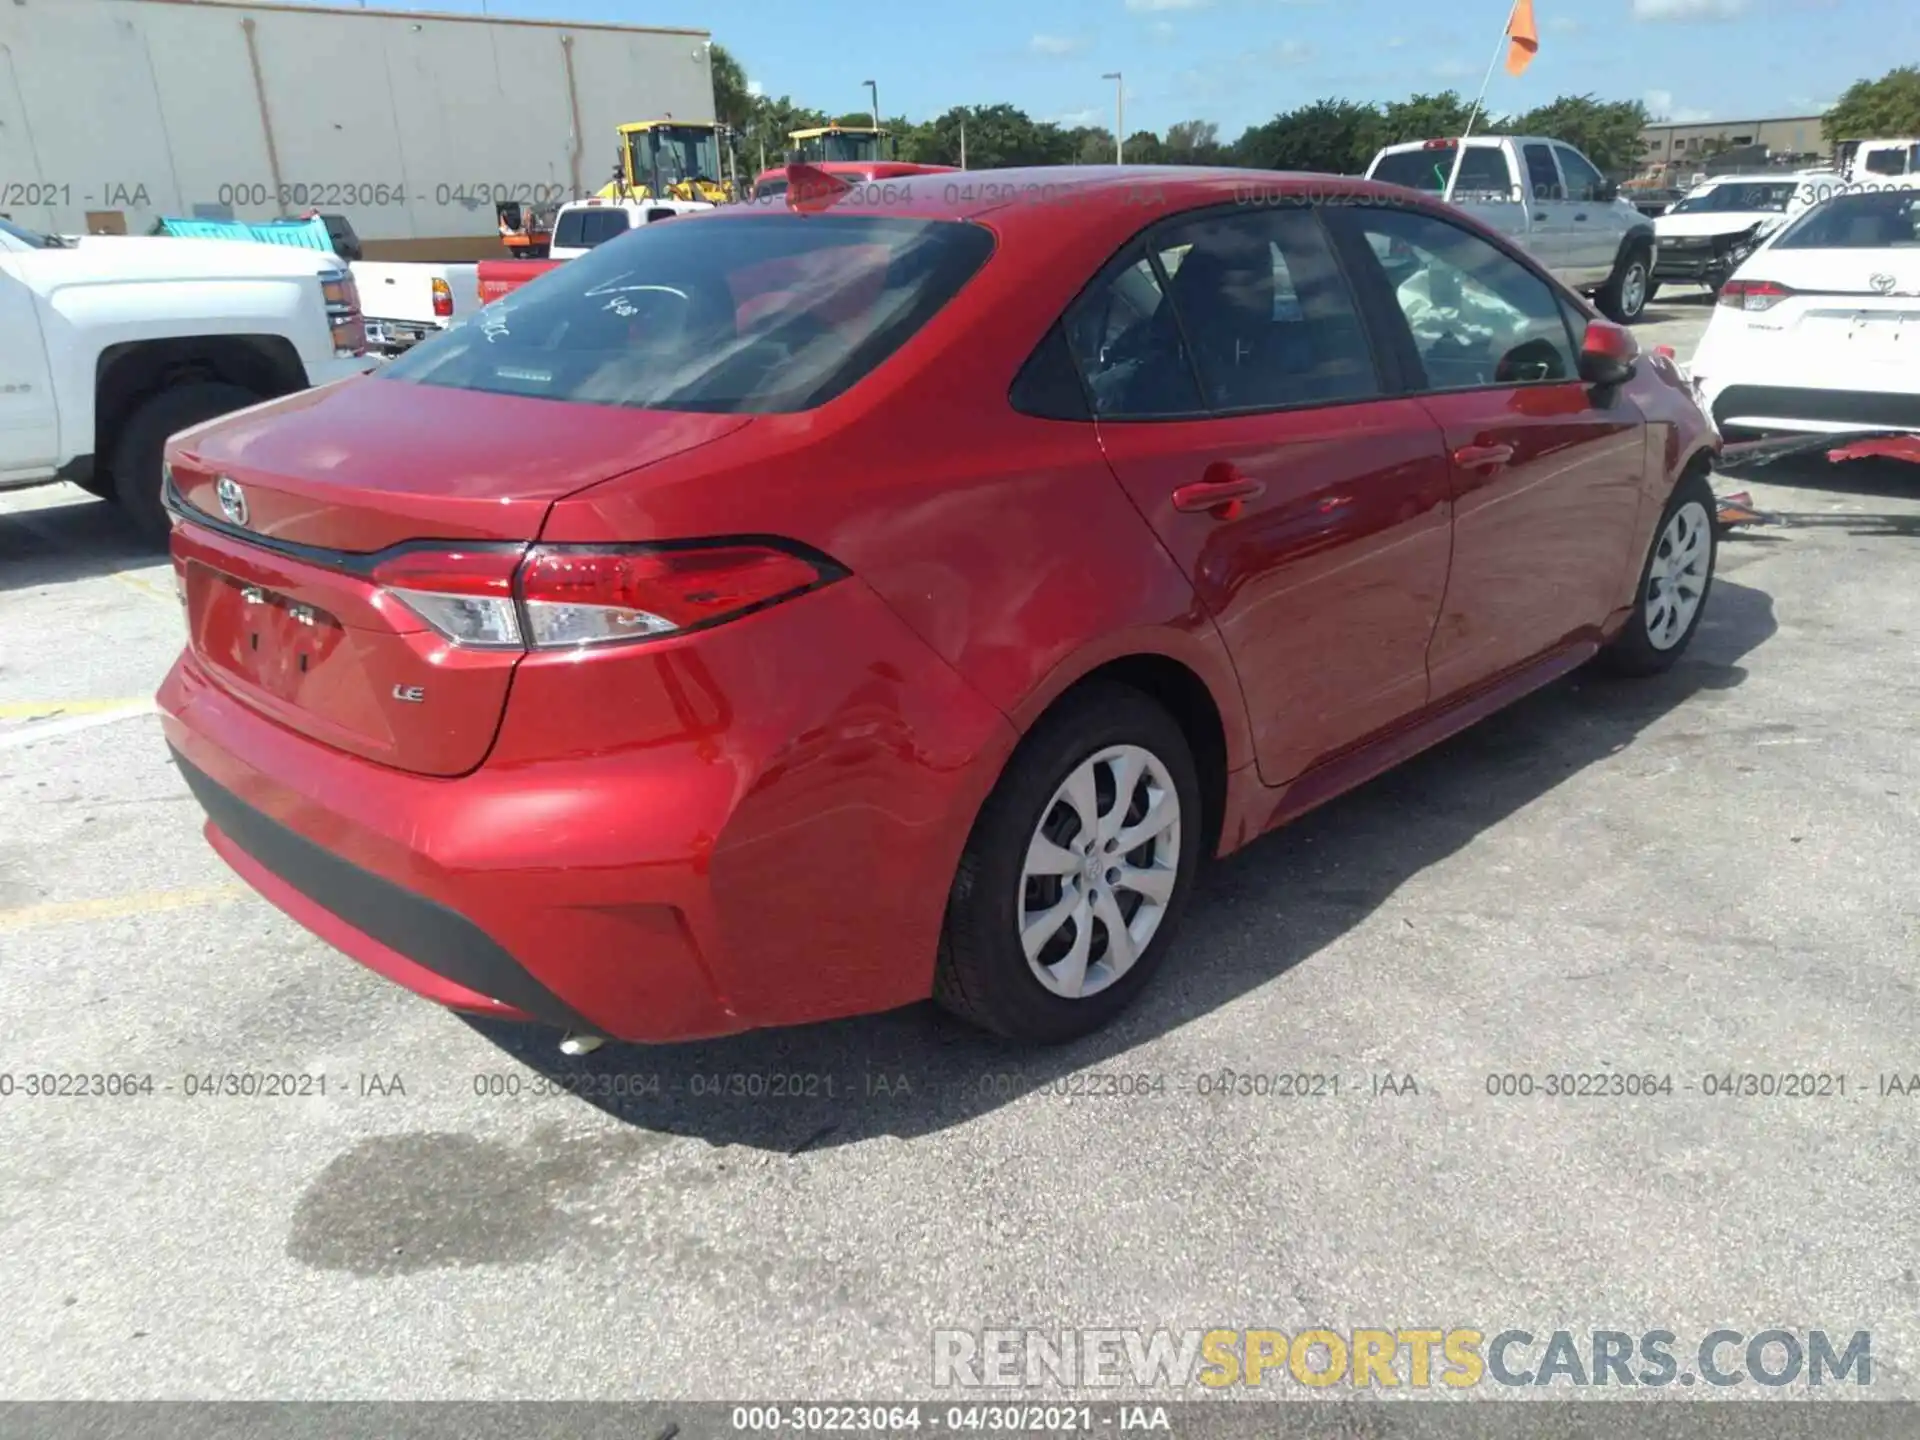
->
{"left": 1377, "top": 91, "right": 1480, "bottom": 146}
{"left": 1823, "top": 66, "right": 1920, "bottom": 144}
{"left": 708, "top": 42, "right": 753, "bottom": 132}
{"left": 1506, "top": 93, "right": 1650, "bottom": 175}
{"left": 909, "top": 105, "right": 1076, "bottom": 168}
{"left": 1068, "top": 126, "right": 1120, "bottom": 165}
{"left": 1234, "top": 98, "right": 1383, "bottom": 173}
{"left": 833, "top": 110, "right": 877, "bottom": 128}
{"left": 1163, "top": 119, "right": 1225, "bottom": 164}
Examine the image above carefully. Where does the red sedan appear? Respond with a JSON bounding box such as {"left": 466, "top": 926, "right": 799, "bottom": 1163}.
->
{"left": 157, "top": 167, "right": 1719, "bottom": 1046}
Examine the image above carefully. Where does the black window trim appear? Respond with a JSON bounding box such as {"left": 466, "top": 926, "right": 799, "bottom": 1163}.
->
{"left": 1320, "top": 201, "right": 1589, "bottom": 401}
{"left": 1014, "top": 197, "right": 1411, "bottom": 425}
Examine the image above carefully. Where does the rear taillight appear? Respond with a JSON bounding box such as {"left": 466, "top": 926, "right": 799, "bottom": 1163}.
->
{"left": 1719, "top": 278, "right": 1793, "bottom": 312}
{"left": 371, "top": 548, "right": 524, "bottom": 649}
{"left": 432, "top": 277, "right": 453, "bottom": 319}
{"left": 369, "top": 542, "right": 837, "bottom": 651}
{"left": 321, "top": 269, "right": 367, "bottom": 357}
{"left": 518, "top": 544, "right": 829, "bottom": 648}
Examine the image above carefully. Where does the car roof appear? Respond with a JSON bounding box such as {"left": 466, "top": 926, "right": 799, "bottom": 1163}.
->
{"left": 731, "top": 164, "right": 1407, "bottom": 224}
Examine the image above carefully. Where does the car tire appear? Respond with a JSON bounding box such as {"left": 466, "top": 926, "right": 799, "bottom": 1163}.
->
{"left": 1596, "top": 467, "right": 1717, "bottom": 677}
{"left": 1596, "top": 240, "right": 1653, "bottom": 323}
{"left": 113, "top": 381, "right": 264, "bottom": 544}
{"left": 1643, "top": 280, "right": 1661, "bottom": 304}
{"left": 934, "top": 683, "right": 1203, "bottom": 1044}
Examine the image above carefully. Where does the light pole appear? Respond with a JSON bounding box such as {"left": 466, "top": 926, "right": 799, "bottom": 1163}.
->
{"left": 1101, "top": 72, "right": 1122, "bottom": 163}
{"left": 864, "top": 79, "right": 879, "bottom": 131}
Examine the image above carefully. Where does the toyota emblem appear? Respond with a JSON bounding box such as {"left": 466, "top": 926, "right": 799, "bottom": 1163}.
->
{"left": 1870, "top": 272, "right": 1896, "bottom": 294}
{"left": 215, "top": 476, "right": 248, "bottom": 527}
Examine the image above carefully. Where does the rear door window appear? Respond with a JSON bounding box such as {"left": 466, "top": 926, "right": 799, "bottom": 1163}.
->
{"left": 381, "top": 214, "right": 995, "bottom": 413}
{"left": 1523, "top": 144, "right": 1565, "bottom": 201}
{"left": 1065, "top": 206, "right": 1379, "bottom": 417}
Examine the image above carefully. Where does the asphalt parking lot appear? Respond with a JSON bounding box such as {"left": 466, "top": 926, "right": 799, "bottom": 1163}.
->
{"left": 4, "top": 295, "right": 1919, "bottom": 1404}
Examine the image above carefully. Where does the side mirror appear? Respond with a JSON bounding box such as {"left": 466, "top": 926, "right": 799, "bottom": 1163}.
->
{"left": 1599, "top": 179, "right": 1621, "bottom": 202}
{"left": 1578, "top": 319, "right": 1638, "bottom": 386}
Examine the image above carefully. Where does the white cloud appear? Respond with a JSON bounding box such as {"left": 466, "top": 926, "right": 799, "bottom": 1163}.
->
{"left": 1272, "top": 38, "right": 1313, "bottom": 63}
{"left": 1125, "top": 0, "right": 1211, "bottom": 11}
{"left": 1051, "top": 107, "right": 1104, "bottom": 127}
{"left": 1430, "top": 57, "right": 1473, "bottom": 79}
{"left": 1030, "top": 32, "right": 1089, "bottom": 54}
{"left": 1547, "top": 14, "right": 1582, "bottom": 31}
{"left": 1645, "top": 88, "right": 1713, "bottom": 122}
{"left": 1385, "top": 33, "right": 1408, "bottom": 46}
{"left": 1151, "top": 19, "right": 1178, "bottom": 38}
{"left": 745, "top": 78, "right": 764, "bottom": 98}
{"left": 1631, "top": 0, "right": 1748, "bottom": 20}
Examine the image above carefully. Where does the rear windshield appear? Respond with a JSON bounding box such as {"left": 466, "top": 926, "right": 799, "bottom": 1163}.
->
{"left": 1773, "top": 190, "right": 1920, "bottom": 249}
{"left": 552, "top": 208, "right": 633, "bottom": 250}
{"left": 380, "top": 214, "right": 995, "bottom": 413}
{"left": 1370, "top": 147, "right": 1512, "bottom": 195}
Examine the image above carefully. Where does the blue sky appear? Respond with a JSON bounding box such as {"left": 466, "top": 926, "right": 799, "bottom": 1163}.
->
{"left": 313, "top": 0, "right": 1914, "bottom": 139}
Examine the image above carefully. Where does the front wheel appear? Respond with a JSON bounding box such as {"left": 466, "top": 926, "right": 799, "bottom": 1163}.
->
{"left": 934, "top": 683, "right": 1202, "bottom": 1044}
{"left": 1596, "top": 468, "right": 1717, "bottom": 676}
{"left": 1596, "top": 243, "right": 1653, "bottom": 323}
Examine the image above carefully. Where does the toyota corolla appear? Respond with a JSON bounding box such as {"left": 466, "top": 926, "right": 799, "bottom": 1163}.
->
{"left": 157, "top": 166, "right": 1719, "bottom": 1047}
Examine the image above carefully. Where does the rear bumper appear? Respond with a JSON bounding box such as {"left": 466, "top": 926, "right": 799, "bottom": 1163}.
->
{"left": 158, "top": 577, "right": 1018, "bottom": 1042}
{"left": 1702, "top": 382, "right": 1920, "bottom": 436}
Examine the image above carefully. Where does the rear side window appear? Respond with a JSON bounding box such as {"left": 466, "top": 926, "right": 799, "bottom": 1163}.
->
{"left": 1064, "top": 205, "right": 1378, "bottom": 418}
{"left": 553, "top": 208, "right": 633, "bottom": 250}
{"left": 1523, "top": 144, "right": 1564, "bottom": 201}
{"left": 380, "top": 214, "right": 994, "bottom": 413}
{"left": 1371, "top": 147, "right": 1511, "bottom": 195}
{"left": 1774, "top": 192, "right": 1920, "bottom": 249}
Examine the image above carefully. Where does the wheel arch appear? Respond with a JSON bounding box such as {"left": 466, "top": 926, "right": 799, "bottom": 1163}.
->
{"left": 94, "top": 336, "right": 305, "bottom": 480}
{"left": 1004, "top": 639, "right": 1248, "bottom": 864}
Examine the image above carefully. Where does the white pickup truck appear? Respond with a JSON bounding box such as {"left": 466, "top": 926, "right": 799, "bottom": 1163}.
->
{"left": 0, "top": 216, "right": 378, "bottom": 540}
{"left": 1365, "top": 135, "right": 1659, "bottom": 322}
{"left": 352, "top": 262, "right": 480, "bottom": 355}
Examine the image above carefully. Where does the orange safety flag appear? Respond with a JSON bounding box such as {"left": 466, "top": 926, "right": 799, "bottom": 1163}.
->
{"left": 1505, "top": 0, "right": 1539, "bottom": 75}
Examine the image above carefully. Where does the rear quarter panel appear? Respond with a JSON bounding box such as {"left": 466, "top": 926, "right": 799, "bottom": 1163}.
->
{"left": 539, "top": 185, "right": 1264, "bottom": 779}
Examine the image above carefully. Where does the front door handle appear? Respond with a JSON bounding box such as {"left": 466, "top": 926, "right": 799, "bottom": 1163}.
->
{"left": 1574, "top": 212, "right": 1590, "bottom": 222}
{"left": 1452, "top": 442, "right": 1515, "bottom": 469}
{"left": 1172, "top": 465, "right": 1265, "bottom": 517}
{"left": 1533, "top": 211, "right": 1548, "bottom": 222}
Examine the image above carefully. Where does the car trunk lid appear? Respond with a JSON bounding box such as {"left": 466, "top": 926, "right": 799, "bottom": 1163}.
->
{"left": 1733, "top": 251, "right": 1920, "bottom": 375}
{"left": 167, "top": 376, "right": 750, "bottom": 776}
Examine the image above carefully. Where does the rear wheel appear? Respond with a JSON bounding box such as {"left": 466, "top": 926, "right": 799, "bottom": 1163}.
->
{"left": 1596, "top": 241, "right": 1653, "bottom": 323}
{"left": 934, "top": 684, "right": 1202, "bottom": 1044}
{"left": 1597, "top": 467, "right": 1717, "bottom": 676}
{"left": 112, "top": 381, "right": 264, "bottom": 543}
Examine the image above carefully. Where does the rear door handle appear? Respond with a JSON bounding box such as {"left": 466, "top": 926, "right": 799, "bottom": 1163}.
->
{"left": 1172, "top": 466, "right": 1265, "bottom": 516}
{"left": 1574, "top": 212, "right": 1590, "bottom": 222}
{"left": 1533, "top": 211, "right": 1548, "bottom": 222}
{"left": 1452, "top": 443, "right": 1515, "bottom": 469}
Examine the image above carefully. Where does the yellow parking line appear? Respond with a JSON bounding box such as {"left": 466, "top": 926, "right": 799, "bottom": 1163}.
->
{"left": 0, "top": 698, "right": 152, "bottom": 721}
{"left": 0, "top": 884, "right": 247, "bottom": 933}
{"left": 112, "top": 571, "right": 177, "bottom": 605}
